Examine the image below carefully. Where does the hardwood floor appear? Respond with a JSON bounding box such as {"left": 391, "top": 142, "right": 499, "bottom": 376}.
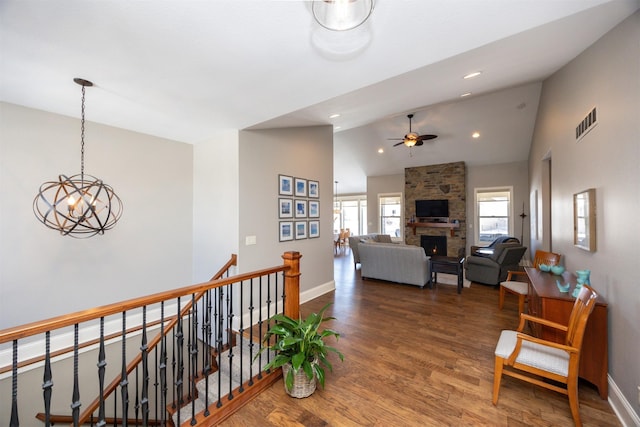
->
{"left": 221, "top": 250, "right": 619, "bottom": 426}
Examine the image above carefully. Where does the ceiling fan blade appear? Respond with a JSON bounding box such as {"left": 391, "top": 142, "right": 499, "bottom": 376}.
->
{"left": 393, "top": 141, "right": 405, "bottom": 147}
{"left": 415, "top": 140, "right": 424, "bottom": 146}
{"left": 418, "top": 134, "right": 438, "bottom": 141}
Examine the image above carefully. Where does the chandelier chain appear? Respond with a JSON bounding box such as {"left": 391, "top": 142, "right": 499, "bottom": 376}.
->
{"left": 80, "top": 84, "right": 86, "bottom": 181}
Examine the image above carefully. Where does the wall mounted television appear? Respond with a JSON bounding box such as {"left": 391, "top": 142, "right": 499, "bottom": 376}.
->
{"left": 415, "top": 199, "right": 449, "bottom": 220}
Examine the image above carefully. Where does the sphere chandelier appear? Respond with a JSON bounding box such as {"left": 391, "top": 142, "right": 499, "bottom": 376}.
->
{"left": 33, "top": 78, "right": 123, "bottom": 238}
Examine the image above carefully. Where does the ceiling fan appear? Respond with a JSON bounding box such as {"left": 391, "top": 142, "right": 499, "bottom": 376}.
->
{"left": 390, "top": 114, "right": 438, "bottom": 148}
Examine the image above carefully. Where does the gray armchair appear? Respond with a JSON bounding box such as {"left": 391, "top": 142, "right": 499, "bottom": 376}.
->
{"left": 464, "top": 243, "right": 527, "bottom": 285}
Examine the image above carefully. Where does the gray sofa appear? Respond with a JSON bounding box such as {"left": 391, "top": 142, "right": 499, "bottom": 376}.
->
{"left": 358, "top": 242, "right": 431, "bottom": 287}
{"left": 348, "top": 234, "right": 393, "bottom": 268}
{"left": 464, "top": 243, "right": 527, "bottom": 285}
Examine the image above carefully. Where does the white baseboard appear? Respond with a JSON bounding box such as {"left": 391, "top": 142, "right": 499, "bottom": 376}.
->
{"left": 609, "top": 374, "right": 640, "bottom": 427}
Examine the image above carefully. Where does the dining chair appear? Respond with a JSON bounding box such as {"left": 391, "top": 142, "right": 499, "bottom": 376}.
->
{"left": 499, "top": 250, "right": 561, "bottom": 314}
{"left": 493, "top": 284, "right": 598, "bottom": 426}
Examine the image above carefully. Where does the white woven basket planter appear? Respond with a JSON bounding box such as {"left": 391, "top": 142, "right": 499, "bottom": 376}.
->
{"left": 282, "top": 363, "right": 316, "bottom": 398}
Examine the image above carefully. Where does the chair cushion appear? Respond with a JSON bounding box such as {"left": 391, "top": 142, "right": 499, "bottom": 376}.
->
{"left": 500, "top": 281, "right": 528, "bottom": 295}
{"left": 495, "top": 330, "right": 569, "bottom": 377}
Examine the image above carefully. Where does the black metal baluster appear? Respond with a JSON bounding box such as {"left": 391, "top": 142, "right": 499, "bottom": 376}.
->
{"left": 190, "top": 293, "right": 198, "bottom": 426}
{"left": 257, "top": 275, "right": 264, "bottom": 379}
{"left": 175, "top": 297, "right": 183, "bottom": 427}
{"left": 201, "top": 289, "right": 211, "bottom": 417}
{"left": 120, "top": 312, "right": 129, "bottom": 427}
{"left": 159, "top": 302, "right": 167, "bottom": 426}
{"left": 216, "top": 288, "right": 224, "bottom": 408}
{"left": 238, "top": 280, "right": 245, "bottom": 392}
{"left": 134, "top": 366, "right": 140, "bottom": 425}
{"left": 226, "top": 284, "right": 234, "bottom": 400}
{"left": 248, "top": 277, "right": 255, "bottom": 386}
{"left": 153, "top": 345, "right": 159, "bottom": 425}
{"left": 42, "top": 331, "right": 53, "bottom": 427}
{"left": 140, "top": 306, "right": 149, "bottom": 426}
{"left": 71, "top": 324, "right": 81, "bottom": 427}
{"left": 186, "top": 303, "right": 192, "bottom": 403}
{"left": 97, "top": 318, "right": 106, "bottom": 427}
{"left": 10, "top": 340, "right": 19, "bottom": 427}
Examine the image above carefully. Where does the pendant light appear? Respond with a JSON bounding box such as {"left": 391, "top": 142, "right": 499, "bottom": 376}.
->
{"left": 312, "top": 0, "right": 374, "bottom": 31}
{"left": 33, "top": 78, "right": 123, "bottom": 238}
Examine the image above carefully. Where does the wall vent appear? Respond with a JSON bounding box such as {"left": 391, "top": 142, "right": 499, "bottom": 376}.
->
{"left": 576, "top": 106, "right": 597, "bottom": 141}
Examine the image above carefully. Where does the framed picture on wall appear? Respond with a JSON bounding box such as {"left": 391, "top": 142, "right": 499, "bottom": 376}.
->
{"left": 308, "top": 180, "right": 319, "bottom": 198}
{"left": 308, "top": 200, "right": 319, "bottom": 218}
{"left": 308, "top": 220, "right": 319, "bottom": 238}
{"left": 279, "top": 198, "right": 293, "bottom": 218}
{"left": 295, "top": 200, "right": 307, "bottom": 218}
{"left": 279, "top": 221, "right": 293, "bottom": 241}
{"left": 294, "top": 178, "right": 307, "bottom": 197}
{"left": 279, "top": 175, "right": 293, "bottom": 196}
{"left": 295, "top": 221, "right": 307, "bottom": 239}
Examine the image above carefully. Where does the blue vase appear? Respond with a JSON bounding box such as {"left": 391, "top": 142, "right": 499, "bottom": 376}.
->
{"left": 575, "top": 269, "right": 591, "bottom": 286}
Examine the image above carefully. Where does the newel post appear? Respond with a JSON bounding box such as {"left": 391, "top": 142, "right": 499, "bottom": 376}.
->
{"left": 282, "top": 251, "right": 302, "bottom": 319}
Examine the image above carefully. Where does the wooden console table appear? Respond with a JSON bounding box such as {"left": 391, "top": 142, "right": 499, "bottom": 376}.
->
{"left": 524, "top": 267, "right": 608, "bottom": 399}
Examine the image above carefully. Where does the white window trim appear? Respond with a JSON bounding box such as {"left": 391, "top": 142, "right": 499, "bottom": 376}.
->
{"left": 378, "top": 192, "right": 403, "bottom": 239}
{"left": 474, "top": 186, "right": 514, "bottom": 247}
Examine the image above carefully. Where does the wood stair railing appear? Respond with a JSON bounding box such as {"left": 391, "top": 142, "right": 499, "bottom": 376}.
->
{"left": 0, "top": 251, "right": 302, "bottom": 427}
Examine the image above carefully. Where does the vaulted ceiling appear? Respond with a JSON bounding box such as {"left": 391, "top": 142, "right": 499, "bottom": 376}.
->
{"left": 2, "top": 1, "right": 638, "bottom": 194}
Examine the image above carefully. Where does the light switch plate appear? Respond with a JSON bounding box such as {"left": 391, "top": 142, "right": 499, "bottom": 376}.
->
{"left": 245, "top": 235, "right": 257, "bottom": 245}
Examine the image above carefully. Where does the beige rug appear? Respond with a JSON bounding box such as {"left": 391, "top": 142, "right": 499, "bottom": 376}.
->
{"left": 434, "top": 273, "right": 471, "bottom": 288}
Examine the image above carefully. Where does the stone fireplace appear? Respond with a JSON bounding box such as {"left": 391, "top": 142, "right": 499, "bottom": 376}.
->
{"left": 421, "top": 235, "right": 447, "bottom": 256}
{"left": 405, "top": 162, "right": 466, "bottom": 257}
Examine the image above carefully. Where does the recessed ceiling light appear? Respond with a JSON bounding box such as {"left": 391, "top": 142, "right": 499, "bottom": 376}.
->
{"left": 472, "top": 132, "right": 480, "bottom": 139}
{"left": 329, "top": 113, "right": 341, "bottom": 119}
{"left": 463, "top": 71, "right": 482, "bottom": 79}
{"left": 378, "top": 148, "right": 384, "bottom": 154}
{"left": 461, "top": 92, "right": 472, "bottom": 97}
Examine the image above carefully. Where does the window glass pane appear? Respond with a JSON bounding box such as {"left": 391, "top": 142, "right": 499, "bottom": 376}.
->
{"left": 476, "top": 189, "right": 511, "bottom": 245}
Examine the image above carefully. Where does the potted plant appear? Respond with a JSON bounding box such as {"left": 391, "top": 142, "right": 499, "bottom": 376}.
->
{"left": 257, "top": 303, "right": 344, "bottom": 398}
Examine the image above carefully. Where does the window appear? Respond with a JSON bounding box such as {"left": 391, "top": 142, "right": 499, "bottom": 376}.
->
{"left": 334, "top": 196, "right": 367, "bottom": 235}
{"left": 379, "top": 194, "right": 402, "bottom": 238}
{"left": 475, "top": 188, "right": 513, "bottom": 246}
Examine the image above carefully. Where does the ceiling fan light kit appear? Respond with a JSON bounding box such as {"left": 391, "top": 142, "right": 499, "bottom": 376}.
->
{"left": 389, "top": 114, "right": 438, "bottom": 149}
{"left": 312, "top": 0, "right": 374, "bottom": 31}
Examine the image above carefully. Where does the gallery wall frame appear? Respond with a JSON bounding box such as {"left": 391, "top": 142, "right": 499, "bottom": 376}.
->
{"left": 279, "top": 175, "right": 293, "bottom": 196}
{"left": 295, "top": 200, "right": 307, "bottom": 218}
{"left": 309, "top": 220, "right": 319, "bottom": 238}
{"left": 308, "top": 200, "right": 319, "bottom": 218}
{"left": 295, "top": 221, "right": 307, "bottom": 239}
{"left": 279, "top": 221, "right": 293, "bottom": 241}
{"left": 279, "top": 198, "right": 293, "bottom": 218}
{"left": 294, "top": 178, "right": 307, "bottom": 197}
{"left": 308, "top": 180, "right": 319, "bottom": 198}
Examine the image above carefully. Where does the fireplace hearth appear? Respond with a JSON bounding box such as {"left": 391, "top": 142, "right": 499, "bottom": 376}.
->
{"left": 421, "top": 235, "right": 447, "bottom": 256}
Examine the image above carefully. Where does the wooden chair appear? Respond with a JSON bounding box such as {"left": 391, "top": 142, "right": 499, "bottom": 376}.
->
{"left": 499, "top": 250, "right": 561, "bottom": 314}
{"left": 493, "top": 284, "right": 598, "bottom": 426}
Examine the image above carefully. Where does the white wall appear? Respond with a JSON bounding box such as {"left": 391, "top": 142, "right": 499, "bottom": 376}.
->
{"left": 366, "top": 173, "right": 404, "bottom": 234}
{"left": 0, "top": 102, "right": 194, "bottom": 329}
{"left": 192, "top": 132, "right": 240, "bottom": 282}
{"left": 529, "top": 12, "right": 639, "bottom": 422}
{"left": 237, "top": 126, "right": 335, "bottom": 297}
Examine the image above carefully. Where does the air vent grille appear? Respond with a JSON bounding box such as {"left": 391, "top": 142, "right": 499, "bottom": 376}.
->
{"left": 576, "top": 107, "right": 597, "bottom": 141}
